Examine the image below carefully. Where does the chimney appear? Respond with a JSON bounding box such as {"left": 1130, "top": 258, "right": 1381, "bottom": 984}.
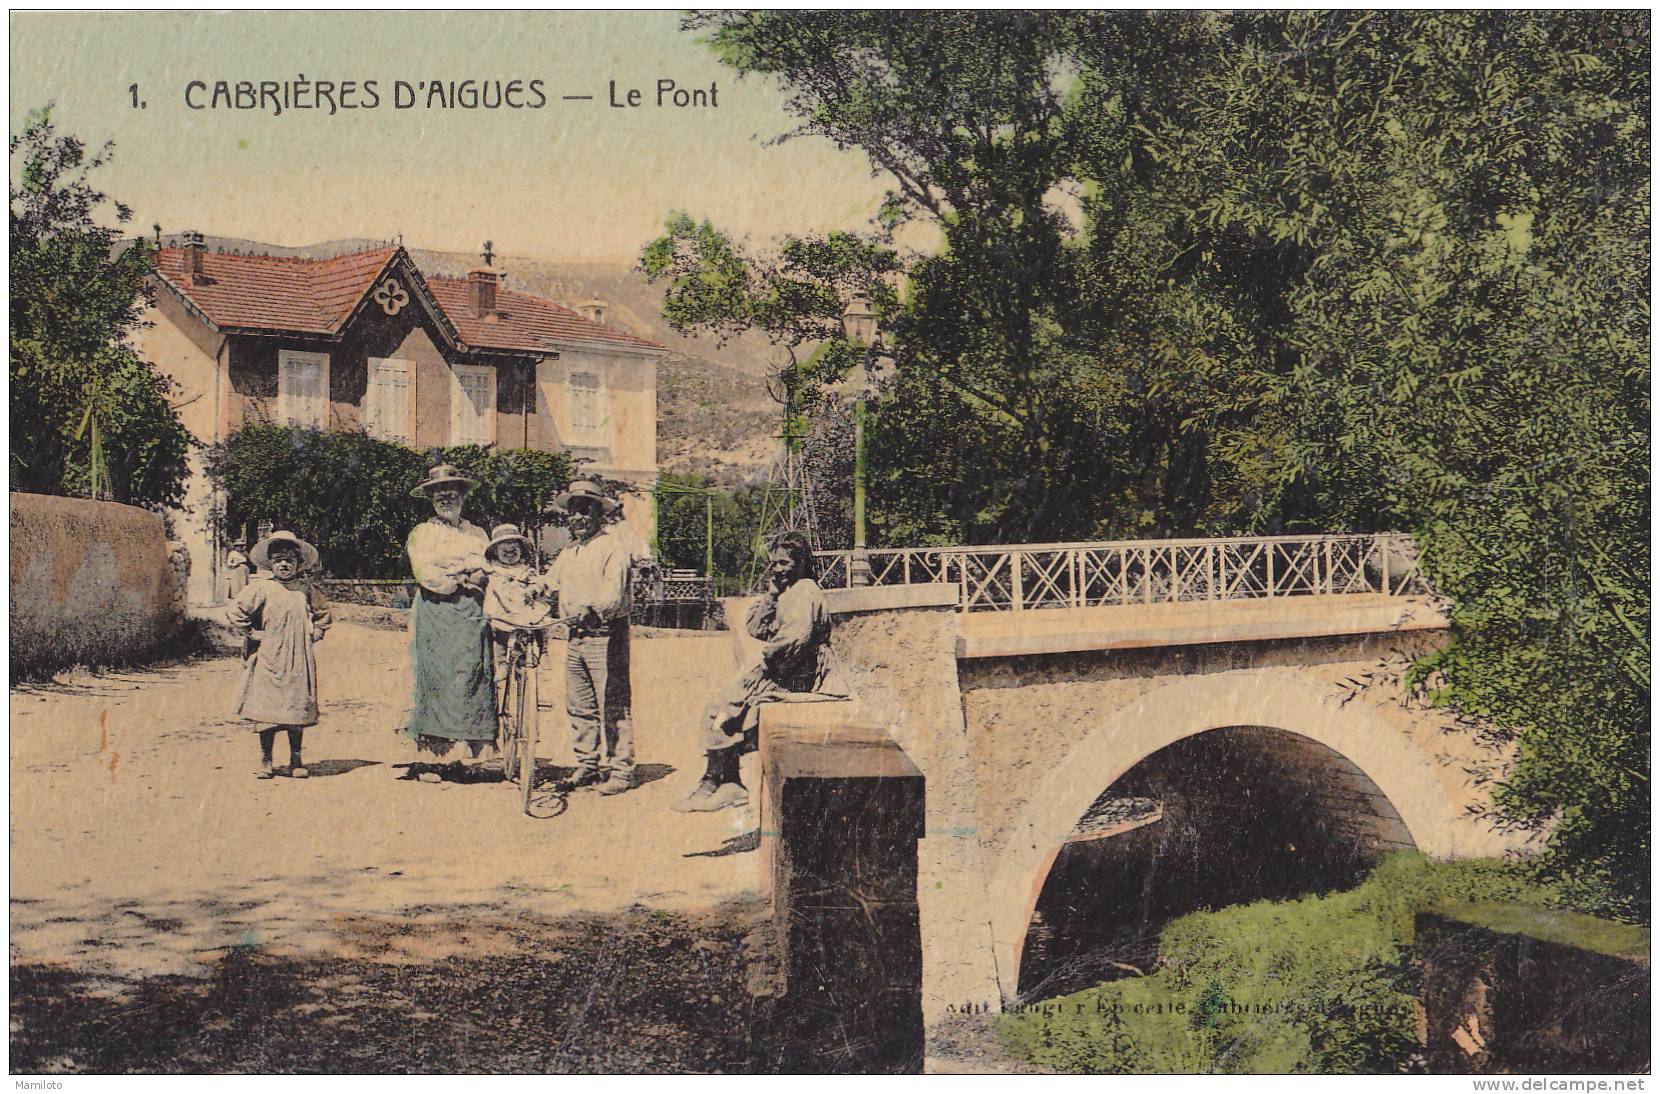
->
{"left": 183, "top": 230, "right": 207, "bottom": 280}
{"left": 468, "top": 239, "right": 499, "bottom": 317}
{"left": 577, "top": 298, "right": 608, "bottom": 325}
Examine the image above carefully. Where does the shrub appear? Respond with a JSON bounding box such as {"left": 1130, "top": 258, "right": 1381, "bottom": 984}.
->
{"left": 997, "top": 853, "right": 1562, "bottom": 1074}
{"left": 204, "top": 425, "right": 572, "bottom": 578}
{"left": 653, "top": 471, "right": 774, "bottom": 592}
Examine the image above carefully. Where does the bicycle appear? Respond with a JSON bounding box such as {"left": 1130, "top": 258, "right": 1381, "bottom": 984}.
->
{"left": 498, "top": 614, "right": 579, "bottom": 816}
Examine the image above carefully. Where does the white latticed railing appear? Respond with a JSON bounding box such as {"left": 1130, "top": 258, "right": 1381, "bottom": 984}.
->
{"left": 815, "top": 533, "right": 1428, "bottom": 613}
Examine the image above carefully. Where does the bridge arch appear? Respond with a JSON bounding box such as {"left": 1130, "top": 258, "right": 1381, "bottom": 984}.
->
{"left": 985, "top": 669, "right": 1501, "bottom": 1002}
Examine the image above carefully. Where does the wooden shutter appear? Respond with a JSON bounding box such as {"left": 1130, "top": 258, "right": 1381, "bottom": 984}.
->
{"left": 569, "top": 370, "right": 606, "bottom": 439}
{"left": 367, "top": 358, "right": 410, "bottom": 441}
{"left": 278, "top": 350, "right": 328, "bottom": 428}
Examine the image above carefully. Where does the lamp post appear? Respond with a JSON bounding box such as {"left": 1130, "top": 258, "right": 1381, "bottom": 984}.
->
{"left": 841, "top": 291, "right": 879, "bottom": 587}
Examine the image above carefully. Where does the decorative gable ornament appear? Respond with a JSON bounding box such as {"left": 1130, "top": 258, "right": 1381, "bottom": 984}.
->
{"left": 153, "top": 243, "right": 664, "bottom": 354}
{"left": 374, "top": 277, "right": 410, "bottom": 316}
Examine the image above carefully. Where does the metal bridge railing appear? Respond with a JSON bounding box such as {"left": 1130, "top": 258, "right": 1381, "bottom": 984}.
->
{"left": 814, "top": 533, "right": 1428, "bottom": 613}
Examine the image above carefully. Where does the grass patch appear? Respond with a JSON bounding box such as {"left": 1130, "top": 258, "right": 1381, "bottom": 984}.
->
{"left": 9, "top": 616, "right": 206, "bottom": 684}
{"left": 1426, "top": 901, "right": 1649, "bottom": 960}
{"left": 996, "top": 852, "right": 1566, "bottom": 1074}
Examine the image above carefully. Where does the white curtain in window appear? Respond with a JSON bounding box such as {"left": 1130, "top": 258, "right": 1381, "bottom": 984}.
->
{"left": 366, "top": 358, "right": 410, "bottom": 441}
{"left": 451, "top": 365, "right": 496, "bottom": 446}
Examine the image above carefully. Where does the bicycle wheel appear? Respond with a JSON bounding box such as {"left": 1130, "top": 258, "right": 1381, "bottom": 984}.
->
{"left": 519, "top": 652, "right": 539, "bottom": 816}
{"left": 500, "top": 644, "right": 527, "bottom": 788}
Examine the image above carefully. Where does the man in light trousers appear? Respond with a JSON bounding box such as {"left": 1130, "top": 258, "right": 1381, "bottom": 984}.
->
{"left": 545, "top": 480, "right": 643, "bottom": 795}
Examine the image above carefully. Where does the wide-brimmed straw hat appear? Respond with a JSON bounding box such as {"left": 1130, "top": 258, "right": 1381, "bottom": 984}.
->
{"left": 484, "top": 523, "right": 535, "bottom": 562}
{"left": 250, "top": 530, "right": 320, "bottom": 573}
{"left": 544, "top": 479, "right": 618, "bottom": 516}
{"left": 410, "top": 463, "right": 479, "bottom": 498}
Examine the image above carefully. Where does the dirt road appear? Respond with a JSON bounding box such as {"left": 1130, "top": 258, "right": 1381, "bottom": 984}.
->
{"left": 10, "top": 616, "right": 774, "bottom": 1072}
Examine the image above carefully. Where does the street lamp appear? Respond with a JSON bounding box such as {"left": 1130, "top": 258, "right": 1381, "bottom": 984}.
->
{"left": 842, "top": 291, "right": 880, "bottom": 587}
{"left": 842, "top": 289, "right": 878, "bottom": 346}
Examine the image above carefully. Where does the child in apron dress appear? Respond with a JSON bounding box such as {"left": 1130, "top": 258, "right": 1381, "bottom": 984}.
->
{"left": 228, "top": 531, "right": 332, "bottom": 778}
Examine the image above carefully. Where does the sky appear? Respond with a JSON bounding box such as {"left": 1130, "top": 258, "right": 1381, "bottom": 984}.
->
{"left": 9, "top": 11, "right": 896, "bottom": 263}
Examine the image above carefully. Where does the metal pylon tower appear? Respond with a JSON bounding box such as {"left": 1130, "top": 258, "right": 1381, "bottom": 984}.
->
{"left": 744, "top": 368, "right": 822, "bottom": 590}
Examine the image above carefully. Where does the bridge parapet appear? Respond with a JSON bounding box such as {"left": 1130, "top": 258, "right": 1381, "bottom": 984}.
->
{"left": 817, "top": 532, "right": 1428, "bottom": 613}
{"left": 755, "top": 702, "right": 926, "bottom": 1071}
{"left": 957, "top": 591, "right": 1449, "bottom": 659}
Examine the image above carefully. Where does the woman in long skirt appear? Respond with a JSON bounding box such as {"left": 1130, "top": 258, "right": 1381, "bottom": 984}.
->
{"left": 401, "top": 464, "right": 498, "bottom": 776}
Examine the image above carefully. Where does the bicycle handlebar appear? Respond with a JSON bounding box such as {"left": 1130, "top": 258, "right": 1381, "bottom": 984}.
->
{"left": 508, "top": 615, "right": 585, "bottom": 634}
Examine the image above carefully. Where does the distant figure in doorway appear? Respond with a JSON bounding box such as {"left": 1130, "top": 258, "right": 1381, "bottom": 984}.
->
{"left": 228, "top": 530, "right": 332, "bottom": 779}
{"left": 224, "top": 536, "right": 251, "bottom": 600}
{"left": 674, "top": 531, "right": 848, "bottom": 812}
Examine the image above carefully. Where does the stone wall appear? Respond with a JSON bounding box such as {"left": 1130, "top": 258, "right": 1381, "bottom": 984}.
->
{"left": 1415, "top": 907, "right": 1650, "bottom": 1072}
{"left": 10, "top": 492, "right": 184, "bottom": 675}
{"left": 1216, "top": 724, "right": 1416, "bottom": 853}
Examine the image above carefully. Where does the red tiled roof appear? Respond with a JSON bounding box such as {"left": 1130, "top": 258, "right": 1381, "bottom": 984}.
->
{"left": 152, "top": 244, "right": 663, "bottom": 355}
{"left": 154, "top": 247, "right": 398, "bottom": 334}
{"left": 424, "top": 276, "right": 662, "bottom": 354}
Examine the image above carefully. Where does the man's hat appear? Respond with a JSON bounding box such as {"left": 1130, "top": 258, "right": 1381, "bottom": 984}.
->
{"left": 410, "top": 463, "right": 479, "bottom": 498}
{"left": 484, "top": 523, "right": 535, "bottom": 562}
{"left": 545, "top": 479, "right": 618, "bottom": 516}
{"left": 249, "top": 530, "right": 320, "bottom": 573}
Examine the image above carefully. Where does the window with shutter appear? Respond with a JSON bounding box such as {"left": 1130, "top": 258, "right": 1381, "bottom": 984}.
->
{"left": 451, "top": 364, "right": 496, "bottom": 446}
{"left": 277, "top": 350, "right": 329, "bottom": 429}
{"left": 568, "top": 370, "right": 607, "bottom": 441}
{"left": 366, "top": 358, "right": 411, "bottom": 441}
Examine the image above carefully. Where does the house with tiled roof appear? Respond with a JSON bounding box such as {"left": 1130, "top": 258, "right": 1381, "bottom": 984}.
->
{"left": 135, "top": 232, "right": 665, "bottom": 603}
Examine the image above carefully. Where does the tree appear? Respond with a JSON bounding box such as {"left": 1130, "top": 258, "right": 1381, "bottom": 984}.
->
{"left": 671, "top": 10, "right": 1650, "bottom": 918}
{"left": 10, "top": 106, "right": 189, "bottom": 507}
{"left": 641, "top": 210, "right": 895, "bottom": 551}
{"left": 687, "top": 11, "right": 1234, "bottom": 545}
{"left": 1110, "top": 10, "right": 1648, "bottom": 917}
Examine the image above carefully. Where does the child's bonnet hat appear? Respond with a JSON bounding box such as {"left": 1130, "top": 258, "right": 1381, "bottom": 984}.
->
{"left": 484, "top": 523, "right": 535, "bottom": 563}
{"left": 250, "top": 530, "right": 320, "bottom": 573}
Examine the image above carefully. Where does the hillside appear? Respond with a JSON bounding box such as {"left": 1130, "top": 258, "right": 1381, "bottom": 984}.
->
{"left": 157, "top": 234, "right": 780, "bottom": 485}
{"left": 409, "top": 246, "right": 781, "bottom": 488}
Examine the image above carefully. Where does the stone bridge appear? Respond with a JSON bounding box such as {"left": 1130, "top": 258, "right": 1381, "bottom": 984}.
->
{"left": 751, "top": 534, "right": 1530, "bottom": 1069}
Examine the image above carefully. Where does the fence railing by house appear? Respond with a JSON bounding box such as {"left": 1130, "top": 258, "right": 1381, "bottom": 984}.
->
{"left": 320, "top": 570, "right": 720, "bottom": 628}
{"left": 654, "top": 569, "right": 713, "bottom": 602}
{"left": 814, "top": 533, "right": 1428, "bottom": 613}
{"left": 634, "top": 568, "right": 719, "bottom": 629}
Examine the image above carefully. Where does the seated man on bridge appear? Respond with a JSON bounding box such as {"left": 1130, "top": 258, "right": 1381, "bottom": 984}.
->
{"left": 673, "top": 531, "right": 849, "bottom": 813}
